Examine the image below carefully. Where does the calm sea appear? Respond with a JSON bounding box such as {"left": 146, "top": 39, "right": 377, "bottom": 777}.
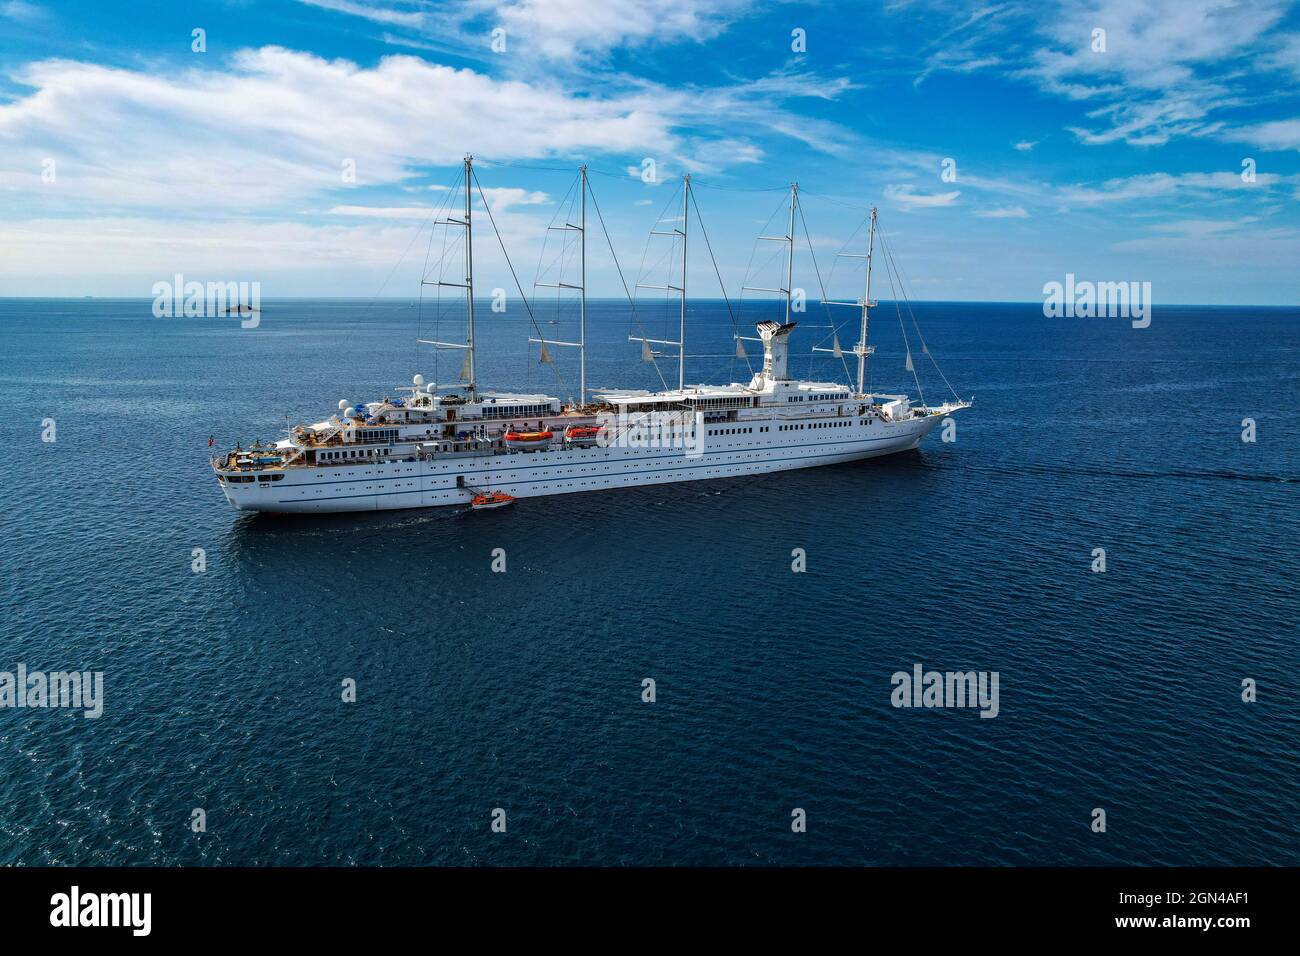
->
{"left": 0, "top": 297, "right": 1296, "bottom": 865}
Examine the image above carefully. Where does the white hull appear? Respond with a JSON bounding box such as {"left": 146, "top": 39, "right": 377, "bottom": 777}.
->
{"left": 220, "top": 412, "right": 943, "bottom": 514}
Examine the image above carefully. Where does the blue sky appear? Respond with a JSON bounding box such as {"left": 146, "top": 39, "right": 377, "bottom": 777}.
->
{"left": 1, "top": 0, "right": 1298, "bottom": 303}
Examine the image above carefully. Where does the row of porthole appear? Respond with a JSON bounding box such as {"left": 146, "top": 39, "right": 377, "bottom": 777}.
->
{"left": 303, "top": 444, "right": 857, "bottom": 486}
{"left": 287, "top": 451, "right": 860, "bottom": 497}
{"left": 221, "top": 473, "right": 285, "bottom": 484}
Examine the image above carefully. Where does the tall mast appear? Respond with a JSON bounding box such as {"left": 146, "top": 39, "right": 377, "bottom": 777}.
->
{"left": 416, "top": 154, "right": 481, "bottom": 394}
{"left": 678, "top": 174, "right": 689, "bottom": 392}
{"left": 629, "top": 173, "right": 690, "bottom": 387}
{"left": 812, "top": 204, "right": 876, "bottom": 390}
{"left": 785, "top": 182, "right": 797, "bottom": 324}
{"left": 855, "top": 207, "right": 877, "bottom": 396}
{"left": 744, "top": 182, "right": 798, "bottom": 361}
{"left": 579, "top": 164, "right": 587, "bottom": 405}
{"left": 463, "top": 154, "right": 476, "bottom": 400}
{"left": 530, "top": 166, "right": 588, "bottom": 405}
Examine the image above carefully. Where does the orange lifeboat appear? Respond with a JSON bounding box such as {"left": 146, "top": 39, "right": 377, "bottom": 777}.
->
{"left": 471, "top": 490, "right": 515, "bottom": 510}
{"left": 503, "top": 429, "right": 553, "bottom": 451}
{"left": 563, "top": 424, "right": 605, "bottom": 446}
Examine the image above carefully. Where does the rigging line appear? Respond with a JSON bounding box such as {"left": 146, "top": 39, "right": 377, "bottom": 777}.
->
{"left": 585, "top": 173, "right": 671, "bottom": 392}
{"left": 471, "top": 168, "right": 570, "bottom": 395}
{"left": 687, "top": 186, "right": 753, "bottom": 376}
{"left": 338, "top": 187, "right": 445, "bottom": 372}
{"left": 473, "top": 159, "right": 578, "bottom": 175}
{"left": 688, "top": 179, "right": 793, "bottom": 193}
{"left": 795, "top": 199, "right": 854, "bottom": 386}
{"left": 740, "top": 193, "right": 790, "bottom": 293}
{"left": 415, "top": 200, "right": 439, "bottom": 375}
{"left": 877, "top": 225, "right": 960, "bottom": 403}
{"left": 531, "top": 173, "right": 581, "bottom": 378}
{"left": 632, "top": 180, "right": 689, "bottom": 388}
{"left": 531, "top": 173, "right": 579, "bottom": 291}
{"left": 440, "top": 156, "right": 819, "bottom": 195}
{"left": 422, "top": 173, "right": 462, "bottom": 386}
{"left": 433, "top": 185, "right": 465, "bottom": 387}
{"left": 798, "top": 188, "right": 879, "bottom": 212}
{"left": 737, "top": 192, "right": 791, "bottom": 338}
{"left": 879, "top": 233, "right": 926, "bottom": 408}
{"left": 883, "top": 226, "right": 960, "bottom": 403}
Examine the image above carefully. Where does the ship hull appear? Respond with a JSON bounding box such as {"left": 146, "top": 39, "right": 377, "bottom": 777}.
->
{"left": 219, "top": 413, "right": 945, "bottom": 514}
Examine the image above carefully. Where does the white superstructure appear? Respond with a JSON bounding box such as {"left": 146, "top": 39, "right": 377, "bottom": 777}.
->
{"left": 213, "top": 158, "right": 970, "bottom": 514}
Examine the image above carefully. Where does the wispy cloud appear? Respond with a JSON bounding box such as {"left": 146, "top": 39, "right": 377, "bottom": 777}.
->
{"left": 298, "top": 0, "right": 425, "bottom": 28}
{"left": 303, "top": 0, "right": 759, "bottom": 61}
{"left": 0, "top": 47, "right": 850, "bottom": 212}
{"left": 0, "top": 0, "right": 42, "bottom": 22}
{"left": 884, "top": 184, "right": 960, "bottom": 209}
{"left": 1058, "top": 170, "right": 1288, "bottom": 205}
{"left": 1024, "top": 0, "right": 1290, "bottom": 146}
{"left": 325, "top": 205, "right": 440, "bottom": 219}
{"left": 1220, "top": 118, "right": 1300, "bottom": 152}
{"left": 485, "top": 0, "right": 756, "bottom": 59}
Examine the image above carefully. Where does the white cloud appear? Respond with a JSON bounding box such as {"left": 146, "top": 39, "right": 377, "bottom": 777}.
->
{"left": 1058, "top": 171, "right": 1287, "bottom": 204}
{"left": 476, "top": 0, "right": 756, "bottom": 59}
{"left": 0, "top": 49, "right": 673, "bottom": 209}
{"left": 298, "top": 0, "right": 425, "bottom": 28}
{"left": 884, "top": 184, "right": 960, "bottom": 209}
{"left": 976, "top": 205, "right": 1028, "bottom": 218}
{"left": 325, "top": 205, "right": 440, "bottom": 219}
{"left": 1, "top": 1, "right": 42, "bottom": 22}
{"left": 1025, "top": 0, "right": 1289, "bottom": 146}
{"left": 0, "top": 211, "right": 559, "bottom": 295}
{"left": 1013, "top": 140, "right": 1037, "bottom": 152}
{"left": 304, "top": 0, "right": 759, "bottom": 61}
{"left": 1147, "top": 218, "right": 1259, "bottom": 238}
{"left": 1220, "top": 119, "right": 1300, "bottom": 152}
{"left": 477, "top": 187, "right": 550, "bottom": 208}
{"left": 0, "top": 48, "right": 848, "bottom": 212}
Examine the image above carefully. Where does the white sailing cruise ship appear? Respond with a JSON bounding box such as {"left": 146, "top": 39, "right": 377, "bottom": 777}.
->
{"left": 213, "top": 157, "right": 970, "bottom": 514}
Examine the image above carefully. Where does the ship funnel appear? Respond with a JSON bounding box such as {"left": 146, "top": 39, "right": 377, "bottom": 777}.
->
{"left": 756, "top": 320, "right": 797, "bottom": 382}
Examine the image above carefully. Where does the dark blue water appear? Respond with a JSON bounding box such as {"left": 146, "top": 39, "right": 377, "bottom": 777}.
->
{"left": 1, "top": 298, "right": 1296, "bottom": 866}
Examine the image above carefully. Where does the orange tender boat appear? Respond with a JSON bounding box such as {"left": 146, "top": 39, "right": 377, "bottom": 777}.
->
{"left": 502, "top": 429, "right": 553, "bottom": 451}
{"left": 471, "top": 490, "right": 515, "bottom": 510}
{"left": 563, "top": 424, "right": 605, "bottom": 445}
